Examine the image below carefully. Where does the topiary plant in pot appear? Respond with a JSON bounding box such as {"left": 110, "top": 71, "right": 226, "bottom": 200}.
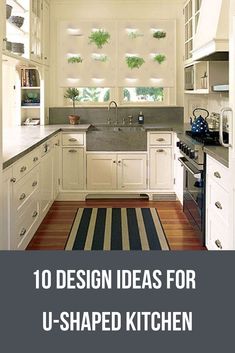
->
{"left": 64, "top": 88, "right": 80, "bottom": 124}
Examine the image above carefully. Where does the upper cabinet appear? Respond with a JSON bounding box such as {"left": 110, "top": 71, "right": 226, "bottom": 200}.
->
{"left": 184, "top": 0, "right": 202, "bottom": 63}
{"left": 30, "top": 0, "right": 42, "bottom": 63}
{"left": 3, "top": 0, "right": 50, "bottom": 65}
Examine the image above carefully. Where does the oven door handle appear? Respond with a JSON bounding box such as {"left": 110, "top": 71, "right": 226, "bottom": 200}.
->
{"left": 178, "top": 157, "right": 201, "bottom": 179}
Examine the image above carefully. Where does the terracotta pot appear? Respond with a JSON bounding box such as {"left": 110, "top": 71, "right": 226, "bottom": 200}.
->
{"left": 68, "top": 115, "right": 80, "bottom": 125}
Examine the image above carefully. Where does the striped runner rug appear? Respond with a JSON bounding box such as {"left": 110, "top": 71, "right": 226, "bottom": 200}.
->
{"left": 65, "top": 208, "right": 169, "bottom": 251}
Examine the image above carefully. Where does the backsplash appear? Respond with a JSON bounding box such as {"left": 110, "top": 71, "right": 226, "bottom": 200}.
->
{"left": 49, "top": 107, "right": 184, "bottom": 125}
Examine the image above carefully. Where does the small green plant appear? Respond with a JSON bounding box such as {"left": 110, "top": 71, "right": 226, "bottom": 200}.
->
{"left": 153, "top": 31, "right": 166, "bottom": 39}
{"left": 89, "top": 30, "right": 110, "bottom": 49}
{"left": 93, "top": 54, "right": 108, "bottom": 62}
{"left": 126, "top": 56, "right": 145, "bottom": 69}
{"left": 128, "top": 31, "right": 144, "bottom": 39}
{"left": 68, "top": 56, "right": 83, "bottom": 64}
{"left": 64, "top": 88, "right": 80, "bottom": 115}
{"left": 154, "top": 54, "right": 166, "bottom": 64}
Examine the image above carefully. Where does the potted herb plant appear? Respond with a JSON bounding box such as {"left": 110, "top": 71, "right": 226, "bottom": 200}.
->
{"left": 64, "top": 88, "right": 80, "bottom": 124}
{"left": 153, "top": 31, "right": 166, "bottom": 39}
{"left": 154, "top": 54, "right": 166, "bottom": 64}
{"left": 126, "top": 56, "right": 145, "bottom": 69}
{"left": 88, "top": 29, "right": 110, "bottom": 49}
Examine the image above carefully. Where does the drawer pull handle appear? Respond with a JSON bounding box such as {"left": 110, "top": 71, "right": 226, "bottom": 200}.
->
{"left": 215, "top": 239, "right": 222, "bottom": 249}
{"left": 156, "top": 138, "right": 165, "bottom": 142}
{"left": 20, "top": 193, "right": 26, "bottom": 201}
{"left": 68, "top": 149, "right": 78, "bottom": 153}
{"left": 69, "top": 138, "right": 77, "bottom": 142}
{"left": 215, "top": 201, "right": 222, "bottom": 210}
{"left": 156, "top": 149, "right": 165, "bottom": 153}
{"left": 20, "top": 166, "right": 27, "bottom": 173}
{"left": 20, "top": 228, "right": 27, "bottom": 237}
{"left": 32, "top": 211, "right": 38, "bottom": 218}
{"left": 10, "top": 178, "right": 16, "bottom": 183}
{"left": 33, "top": 157, "right": 39, "bottom": 162}
{"left": 32, "top": 181, "right": 38, "bottom": 187}
{"left": 214, "top": 171, "right": 221, "bottom": 179}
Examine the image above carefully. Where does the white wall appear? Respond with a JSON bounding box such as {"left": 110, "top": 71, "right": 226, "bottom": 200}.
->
{"left": 49, "top": 0, "right": 185, "bottom": 107}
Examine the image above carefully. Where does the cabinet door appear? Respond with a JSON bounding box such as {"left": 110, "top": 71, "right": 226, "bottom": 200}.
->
{"left": 53, "top": 135, "right": 60, "bottom": 198}
{"left": 40, "top": 149, "right": 54, "bottom": 217}
{"left": 117, "top": 154, "right": 147, "bottom": 190}
{"left": 62, "top": 148, "right": 84, "bottom": 190}
{"left": 2, "top": 168, "right": 13, "bottom": 250}
{"left": 150, "top": 147, "right": 173, "bottom": 189}
{"left": 174, "top": 150, "right": 184, "bottom": 204}
{"left": 42, "top": 0, "right": 50, "bottom": 65}
{"left": 30, "top": 0, "right": 42, "bottom": 63}
{"left": 87, "top": 154, "right": 116, "bottom": 190}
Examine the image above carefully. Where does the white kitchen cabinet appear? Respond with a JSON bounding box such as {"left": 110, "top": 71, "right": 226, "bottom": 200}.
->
{"left": 87, "top": 153, "right": 147, "bottom": 191}
{"left": 30, "top": 0, "right": 43, "bottom": 63}
{"left": 62, "top": 148, "right": 84, "bottom": 190}
{"left": 42, "top": 0, "right": 50, "bottom": 65}
{"left": 174, "top": 145, "right": 184, "bottom": 205}
{"left": 52, "top": 134, "right": 60, "bottom": 199}
{"left": 2, "top": 167, "right": 13, "bottom": 250}
{"left": 149, "top": 148, "right": 173, "bottom": 190}
{"left": 206, "top": 155, "right": 232, "bottom": 250}
{"left": 117, "top": 154, "right": 147, "bottom": 190}
{"left": 40, "top": 141, "right": 54, "bottom": 219}
{"left": 87, "top": 154, "right": 116, "bottom": 190}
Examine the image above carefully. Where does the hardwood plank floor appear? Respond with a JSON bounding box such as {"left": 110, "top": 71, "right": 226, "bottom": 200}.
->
{"left": 26, "top": 200, "right": 206, "bottom": 251}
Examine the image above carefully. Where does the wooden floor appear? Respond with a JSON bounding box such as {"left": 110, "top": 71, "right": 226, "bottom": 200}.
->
{"left": 26, "top": 200, "right": 206, "bottom": 251}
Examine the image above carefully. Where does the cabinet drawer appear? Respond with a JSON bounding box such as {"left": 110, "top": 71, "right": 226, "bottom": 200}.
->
{"left": 14, "top": 167, "right": 40, "bottom": 212}
{"left": 62, "top": 133, "right": 84, "bottom": 146}
{"left": 16, "top": 199, "right": 40, "bottom": 249}
{"left": 149, "top": 133, "right": 172, "bottom": 146}
{"left": 208, "top": 178, "right": 229, "bottom": 224}
{"left": 206, "top": 214, "right": 230, "bottom": 250}
{"left": 207, "top": 155, "right": 229, "bottom": 191}
{"left": 12, "top": 148, "right": 40, "bottom": 181}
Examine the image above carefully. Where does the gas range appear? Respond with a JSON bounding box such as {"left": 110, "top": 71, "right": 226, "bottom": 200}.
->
{"left": 177, "top": 130, "right": 228, "bottom": 169}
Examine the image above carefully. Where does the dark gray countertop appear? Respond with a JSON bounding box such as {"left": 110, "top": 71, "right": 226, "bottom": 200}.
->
{"left": 3, "top": 124, "right": 91, "bottom": 169}
{"left": 203, "top": 146, "right": 229, "bottom": 168}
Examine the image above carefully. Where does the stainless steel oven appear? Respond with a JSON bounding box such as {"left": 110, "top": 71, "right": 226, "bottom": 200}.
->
{"left": 178, "top": 157, "right": 205, "bottom": 245}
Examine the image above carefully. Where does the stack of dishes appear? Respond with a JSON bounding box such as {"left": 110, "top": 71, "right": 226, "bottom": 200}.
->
{"left": 8, "top": 16, "right": 25, "bottom": 28}
{"left": 11, "top": 42, "right": 24, "bottom": 55}
{"left": 6, "top": 4, "right": 13, "bottom": 19}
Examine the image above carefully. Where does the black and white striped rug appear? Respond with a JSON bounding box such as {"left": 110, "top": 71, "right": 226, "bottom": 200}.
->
{"left": 66, "top": 208, "right": 169, "bottom": 251}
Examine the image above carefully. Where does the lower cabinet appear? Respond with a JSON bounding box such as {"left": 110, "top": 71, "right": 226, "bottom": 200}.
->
{"left": 206, "top": 155, "right": 232, "bottom": 250}
{"left": 2, "top": 167, "right": 13, "bottom": 250}
{"left": 87, "top": 153, "right": 147, "bottom": 190}
{"left": 40, "top": 142, "right": 54, "bottom": 220}
{"left": 62, "top": 148, "right": 84, "bottom": 190}
{"left": 149, "top": 147, "right": 173, "bottom": 189}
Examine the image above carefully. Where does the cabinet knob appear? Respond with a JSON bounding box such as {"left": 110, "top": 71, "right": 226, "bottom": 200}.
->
{"left": 20, "top": 228, "right": 27, "bottom": 237}
{"left": 20, "top": 193, "right": 26, "bottom": 201}
{"left": 10, "top": 178, "right": 16, "bottom": 183}
{"left": 118, "top": 160, "right": 121, "bottom": 164}
{"left": 33, "top": 157, "right": 39, "bottom": 162}
{"left": 215, "top": 239, "right": 222, "bottom": 249}
{"left": 215, "top": 201, "right": 222, "bottom": 210}
{"left": 113, "top": 160, "right": 116, "bottom": 164}
{"left": 69, "top": 138, "right": 77, "bottom": 142}
{"left": 68, "top": 149, "right": 77, "bottom": 153}
{"left": 31, "top": 51, "right": 34, "bottom": 54}
{"left": 32, "top": 181, "right": 38, "bottom": 187}
{"left": 214, "top": 171, "right": 221, "bottom": 179}
{"left": 20, "top": 166, "right": 27, "bottom": 173}
{"left": 32, "top": 211, "right": 38, "bottom": 218}
{"left": 44, "top": 56, "right": 47, "bottom": 60}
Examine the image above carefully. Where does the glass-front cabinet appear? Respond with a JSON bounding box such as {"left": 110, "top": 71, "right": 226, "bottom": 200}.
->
{"left": 184, "top": 0, "right": 202, "bottom": 63}
{"left": 30, "top": 0, "right": 42, "bottom": 63}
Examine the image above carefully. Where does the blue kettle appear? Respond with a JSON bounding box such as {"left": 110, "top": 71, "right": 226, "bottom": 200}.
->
{"left": 190, "top": 108, "right": 209, "bottom": 134}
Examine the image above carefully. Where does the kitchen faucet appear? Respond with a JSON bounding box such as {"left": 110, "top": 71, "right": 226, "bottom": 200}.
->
{"left": 107, "top": 100, "right": 118, "bottom": 125}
